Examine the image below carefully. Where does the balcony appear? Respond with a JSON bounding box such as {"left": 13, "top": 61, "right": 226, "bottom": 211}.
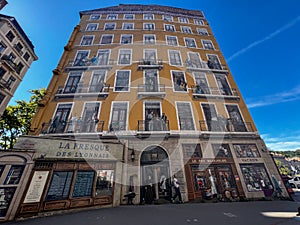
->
{"left": 41, "top": 120, "right": 104, "bottom": 135}
{"left": 191, "top": 85, "right": 239, "bottom": 100}
{"left": 1, "top": 54, "right": 17, "bottom": 72}
{"left": 185, "top": 60, "right": 228, "bottom": 73}
{"left": 137, "top": 84, "right": 166, "bottom": 98}
{"left": 199, "top": 120, "right": 254, "bottom": 133}
{"left": 137, "top": 59, "right": 163, "bottom": 70}
{"left": 54, "top": 83, "right": 110, "bottom": 99}
{"left": 64, "top": 59, "right": 114, "bottom": 72}
{"left": 137, "top": 119, "right": 170, "bottom": 133}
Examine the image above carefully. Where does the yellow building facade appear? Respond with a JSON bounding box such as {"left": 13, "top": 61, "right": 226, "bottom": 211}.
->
{"left": 5, "top": 4, "right": 288, "bottom": 220}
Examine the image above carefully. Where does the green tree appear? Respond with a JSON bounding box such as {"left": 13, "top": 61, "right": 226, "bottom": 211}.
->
{"left": 0, "top": 88, "right": 46, "bottom": 150}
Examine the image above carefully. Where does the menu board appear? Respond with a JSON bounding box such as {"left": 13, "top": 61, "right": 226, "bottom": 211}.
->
{"left": 24, "top": 171, "right": 49, "bottom": 203}
{"left": 46, "top": 171, "right": 73, "bottom": 201}
{"left": 72, "top": 171, "right": 94, "bottom": 198}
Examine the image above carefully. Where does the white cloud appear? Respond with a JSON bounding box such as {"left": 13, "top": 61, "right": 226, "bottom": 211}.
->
{"left": 262, "top": 133, "right": 300, "bottom": 151}
{"left": 227, "top": 15, "right": 300, "bottom": 62}
{"left": 246, "top": 85, "right": 300, "bottom": 108}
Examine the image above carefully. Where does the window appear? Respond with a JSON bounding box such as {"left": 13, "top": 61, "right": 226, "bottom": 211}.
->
{"left": 144, "top": 70, "right": 159, "bottom": 92}
{"left": 184, "top": 38, "right": 197, "bottom": 48}
{"left": 0, "top": 67, "right": 6, "bottom": 79}
{"left": 49, "top": 104, "right": 72, "bottom": 133}
{"left": 90, "top": 70, "right": 106, "bottom": 92}
{"left": 202, "top": 40, "right": 214, "bottom": 50}
{"left": 100, "top": 34, "right": 113, "bottom": 45}
{"left": 240, "top": 164, "right": 272, "bottom": 192}
{"left": 0, "top": 188, "right": 16, "bottom": 217}
{"left": 164, "top": 24, "right": 175, "bottom": 32}
{"left": 80, "top": 35, "right": 93, "bottom": 46}
{"left": 176, "top": 102, "right": 195, "bottom": 130}
{"left": 72, "top": 171, "right": 94, "bottom": 198}
{"left": 23, "top": 52, "right": 30, "bottom": 61}
{"left": 122, "top": 23, "right": 134, "bottom": 30}
{"left": 15, "top": 42, "right": 23, "bottom": 54}
{"left": 86, "top": 23, "right": 98, "bottom": 31}
{"left": 90, "top": 14, "right": 101, "bottom": 20}
{"left": 144, "top": 101, "right": 162, "bottom": 131}
{"left": 0, "top": 41, "right": 7, "bottom": 53}
{"left": 46, "top": 171, "right": 73, "bottom": 200}
{"left": 172, "top": 71, "right": 187, "bottom": 92}
{"left": 120, "top": 35, "right": 133, "bottom": 44}
{"left": 194, "top": 19, "right": 204, "bottom": 25}
{"left": 168, "top": 50, "right": 182, "bottom": 66}
{"left": 64, "top": 71, "right": 82, "bottom": 93}
{"left": 187, "top": 52, "right": 202, "bottom": 68}
{"left": 7, "top": 52, "right": 16, "bottom": 62}
{"left": 233, "top": 144, "right": 260, "bottom": 158}
{"left": 207, "top": 54, "right": 222, "bottom": 70}
{"left": 163, "top": 15, "right": 173, "bottom": 22}
{"left": 226, "top": 105, "right": 247, "bottom": 132}
{"left": 97, "top": 50, "right": 110, "bottom": 65}
{"left": 80, "top": 102, "right": 101, "bottom": 132}
{"left": 15, "top": 62, "right": 24, "bottom": 74}
{"left": 96, "top": 169, "right": 114, "bottom": 196}
{"left": 114, "top": 70, "right": 130, "bottom": 92}
{"left": 144, "top": 49, "right": 157, "bottom": 63}
{"left": 143, "top": 23, "right": 155, "bottom": 30}
{"left": 179, "top": 17, "right": 189, "bottom": 23}
{"left": 197, "top": 28, "right": 209, "bottom": 36}
{"left": 214, "top": 73, "right": 232, "bottom": 95}
{"left": 201, "top": 103, "right": 222, "bottom": 131}
{"left": 104, "top": 23, "right": 116, "bottom": 30}
{"left": 193, "top": 72, "right": 210, "bottom": 94}
{"left": 144, "top": 35, "right": 155, "bottom": 44}
{"left": 4, "top": 165, "right": 24, "bottom": 184}
{"left": 181, "top": 26, "right": 192, "bottom": 34}
{"left": 118, "top": 49, "right": 132, "bottom": 65}
{"left": 144, "top": 14, "right": 154, "bottom": 20}
{"left": 0, "top": 94, "right": 5, "bottom": 105}
{"left": 110, "top": 102, "right": 128, "bottom": 131}
{"left": 107, "top": 14, "right": 118, "bottom": 20}
{"left": 5, "top": 76, "right": 16, "bottom": 90}
{"left": 124, "top": 14, "right": 134, "bottom": 20}
{"left": 166, "top": 36, "right": 178, "bottom": 46}
{"left": 211, "top": 144, "right": 232, "bottom": 158}
{"left": 183, "top": 144, "right": 202, "bottom": 159}
{"left": 74, "top": 51, "right": 89, "bottom": 66}
{"left": 6, "top": 31, "right": 15, "bottom": 42}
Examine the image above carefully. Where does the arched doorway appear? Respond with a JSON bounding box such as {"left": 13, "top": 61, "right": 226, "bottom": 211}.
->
{"left": 140, "top": 146, "right": 171, "bottom": 204}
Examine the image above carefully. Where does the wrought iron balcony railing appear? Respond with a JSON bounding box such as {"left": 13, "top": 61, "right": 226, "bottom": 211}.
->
{"left": 137, "top": 59, "right": 163, "bottom": 70}
{"left": 191, "top": 85, "right": 239, "bottom": 100}
{"left": 137, "top": 84, "right": 166, "bottom": 98}
{"left": 138, "top": 119, "right": 170, "bottom": 132}
{"left": 41, "top": 120, "right": 104, "bottom": 134}
{"left": 185, "top": 60, "right": 227, "bottom": 73}
{"left": 1, "top": 54, "right": 17, "bottom": 72}
{"left": 199, "top": 120, "right": 254, "bottom": 132}
{"left": 65, "top": 59, "right": 114, "bottom": 71}
{"left": 54, "top": 84, "right": 110, "bottom": 99}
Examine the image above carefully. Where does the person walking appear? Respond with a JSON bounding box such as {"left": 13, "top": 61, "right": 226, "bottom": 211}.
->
{"left": 171, "top": 175, "right": 183, "bottom": 203}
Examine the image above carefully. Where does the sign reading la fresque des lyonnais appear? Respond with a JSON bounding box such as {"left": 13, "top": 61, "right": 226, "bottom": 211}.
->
{"left": 14, "top": 136, "right": 124, "bottom": 161}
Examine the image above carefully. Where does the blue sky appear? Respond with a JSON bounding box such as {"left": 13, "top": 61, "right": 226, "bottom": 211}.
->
{"left": 2, "top": 0, "right": 300, "bottom": 151}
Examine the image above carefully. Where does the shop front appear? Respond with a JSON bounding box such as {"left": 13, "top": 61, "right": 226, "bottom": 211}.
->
{"left": 183, "top": 143, "right": 244, "bottom": 201}
{"left": 13, "top": 136, "right": 124, "bottom": 219}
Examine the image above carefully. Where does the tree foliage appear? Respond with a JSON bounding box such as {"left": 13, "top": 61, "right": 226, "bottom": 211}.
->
{"left": 0, "top": 88, "right": 46, "bottom": 150}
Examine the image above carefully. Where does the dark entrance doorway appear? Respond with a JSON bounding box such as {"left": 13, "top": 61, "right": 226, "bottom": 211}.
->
{"left": 140, "top": 146, "right": 171, "bottom": 204}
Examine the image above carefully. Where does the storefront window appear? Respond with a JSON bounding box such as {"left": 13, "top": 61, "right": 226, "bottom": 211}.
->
{"left": 193, "top": 171, "right": 207, "bottom": 191}
{"left": 0, "top": 188, "right": 16, "bottom": 217}
{"left": 233, "top": 144, "right": 260, "bottom": 158}
{"left": 4, "top": 165, "right": 24, "bottom": 185}
{"left": 211, "top": 144, "right": 232, "bottom": 158}
{"left": 240, "top": 164, "right": 273, "bottom": 192}
{"left": 46, "top": 171, "right": 73, "bottom": 201}
{"left": 95, "top": 170, "right": 114, "bottom": 196}
{"left": 72, "top": 171, "right": 94, "bottom": 198}
{"left": 183, "top": 144, "right": 202, "bottom": 159}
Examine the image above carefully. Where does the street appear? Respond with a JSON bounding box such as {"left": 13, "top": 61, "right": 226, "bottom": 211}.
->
{"left": 3, "top": 200, "right": 300, "bottom": 225}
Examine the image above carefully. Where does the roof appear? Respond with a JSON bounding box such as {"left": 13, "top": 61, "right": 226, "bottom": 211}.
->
{"left": 80, "top": 4, "right": 204, "bottom": 18}
{"left": 0, "top": 13, "right": 35, "bottom": 52}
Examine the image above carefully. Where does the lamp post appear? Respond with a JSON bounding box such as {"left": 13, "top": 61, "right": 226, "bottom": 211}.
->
{"left": 130, "top": 149, "right": 135, "bottom": 162}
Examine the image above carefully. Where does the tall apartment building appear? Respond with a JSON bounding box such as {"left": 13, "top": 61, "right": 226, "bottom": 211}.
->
{"left": 1, "top": 4, "right": 287, "bottom": 221}
{"left": 0, "top": 14, "right": 38, "bottom": 115}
